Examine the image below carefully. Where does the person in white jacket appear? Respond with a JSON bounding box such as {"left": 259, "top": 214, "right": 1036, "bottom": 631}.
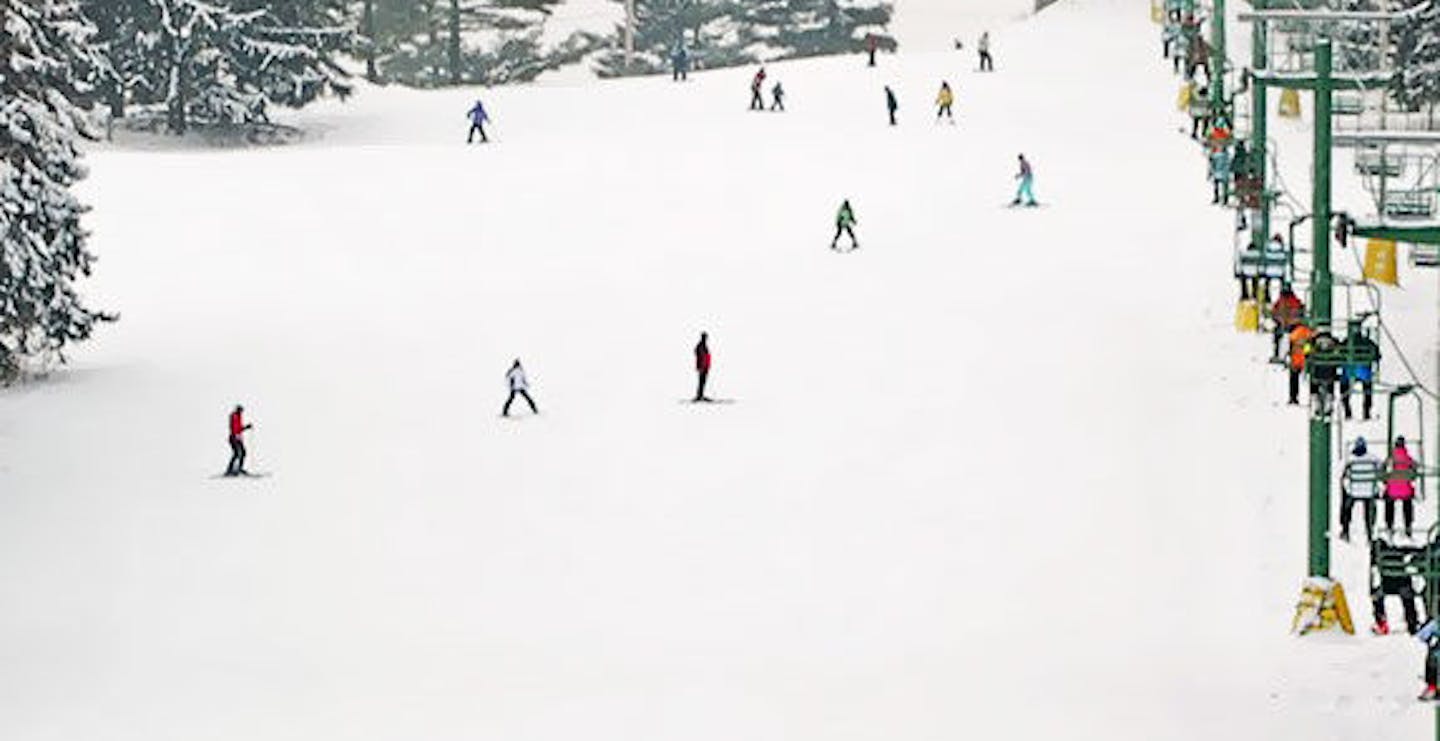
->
{"left": 1340, "top": 437, "right": 1381, "bottom": 542}
{"left": 503, "top": 359, "right": 539, "bottom": 417}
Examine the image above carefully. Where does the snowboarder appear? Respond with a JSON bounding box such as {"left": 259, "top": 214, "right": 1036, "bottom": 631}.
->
{"left": 866, "top": 34, "right": 878, "bottom": 66}
{"left": 1011, "top": 154, "right": 1037, "bottom": 207}
{"left": 750, "top": 68, "right": 767, "bottom": 111}
{"left": 1340, "top": 321, "right": 1378, "bottom": 420}
{"left": 1270, "top": 285, "right": 1304, "bottom": 362}
{"left": 885, "top": 85, "right": 898, "bottom": 126}
{"left": 1385, "top": 436, "right": 1418, "bottom": 537}
{"left": 693, "top": 332, "right": 712, "bottom": 402}
{"left": 1285, "top": 321, "right": 1313, "bottom": 406}
{"left": 1340, "top": 437, "right": 1381, "bottom": 542}
{"left": 466, "top": 99, "right": 490, "bottom": 144}
{"left": 671, "top": 42, "right": 690, "bottom": 82}
{"left": 770, "top": 81, "right": 785, "bottom": 111}
{"left": 502, "top": 359, "right": 539, "bottom": 417}
{"left": 831, "top": 199, "right": 859, "bottom": 251}
{"left": 936, "top": 81, "right": 954, "bottom": 122}
{"left": 978, "top": 31, "right": 993, "bottom": 71}
{"left": 225, "top": 404, "right": 253, "bottom": 477}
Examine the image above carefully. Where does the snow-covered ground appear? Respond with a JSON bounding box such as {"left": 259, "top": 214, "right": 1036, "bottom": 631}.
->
{"left": 5, "top": 0, "right": 1440, "bottom": 738}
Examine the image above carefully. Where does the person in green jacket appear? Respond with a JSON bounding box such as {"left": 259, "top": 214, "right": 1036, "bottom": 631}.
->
{"left": 831, "top": 200, "right": 858, "bottom": 250}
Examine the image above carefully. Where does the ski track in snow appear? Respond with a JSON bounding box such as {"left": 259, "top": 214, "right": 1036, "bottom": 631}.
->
{"left": 3, "top": 0, "right": 1440, "bottom": 738}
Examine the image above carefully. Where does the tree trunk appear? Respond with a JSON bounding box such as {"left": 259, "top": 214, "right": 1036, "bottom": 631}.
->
{"left": 448, "top": 0, "right": 461, "bottom": 85}
{"left": 362, "top": 0, "right": 378, "bottom": 83}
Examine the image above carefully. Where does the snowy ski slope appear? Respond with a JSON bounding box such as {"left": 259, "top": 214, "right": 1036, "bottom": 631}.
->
{"left": 3, "top": 0, "right": 1440, "bottom": 738}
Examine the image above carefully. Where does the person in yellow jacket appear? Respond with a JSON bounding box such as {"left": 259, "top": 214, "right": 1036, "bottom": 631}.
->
{"left": 1287, "top": 323, "right": 1314, "bottom": 406}
{"left": 936, "top": 81, "right": 954, "bottom": 123}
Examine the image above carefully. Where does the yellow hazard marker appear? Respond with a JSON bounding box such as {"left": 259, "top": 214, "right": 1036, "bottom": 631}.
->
{"left": 1235, "top": 299, "right": 1260, "bottom": 332}
{"left": 1292, "top": 578, "right": 1355, "bottom": 635}
{"left": 1279, "top": 89, "right": 1302, "bottom": 119}
{"left": 1363, "top": 239, "right": 1398, "bottom": 285}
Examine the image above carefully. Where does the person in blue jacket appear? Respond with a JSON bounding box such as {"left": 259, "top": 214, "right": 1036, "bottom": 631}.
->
{"left": 466, "top": 99, "right": 489, "bottom": 144}
{"left": 671, "top": 42, "right": 690, "bottom": 81}
{"left": 1340, "top": 321, "right": 1379, "bottom": 420}
{"left": 1208, "top": 145, "right": 1231, "bottom": 204}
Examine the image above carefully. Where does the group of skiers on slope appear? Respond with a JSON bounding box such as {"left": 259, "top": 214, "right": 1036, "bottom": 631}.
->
{"left": 748, "top": 67, "right": 785, "bottom": 112}
{"left": 1270, "top": 285, "right": 1378, "bottom": 419}
{"left": 222, "top": 334, "right": 724, "bottom": 472}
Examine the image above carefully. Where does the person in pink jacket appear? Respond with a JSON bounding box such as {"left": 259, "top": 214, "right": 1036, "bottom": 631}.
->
{"left": 1385, "top": 436, "right": 1418, "bottom": 537}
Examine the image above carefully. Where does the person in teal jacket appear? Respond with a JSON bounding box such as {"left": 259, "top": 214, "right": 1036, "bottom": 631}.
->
{"left": 1012, "top": 154, "right": 1037, "bottom": 207}
{"left": 831, "top": 200, "right": 858, "bottom": 250}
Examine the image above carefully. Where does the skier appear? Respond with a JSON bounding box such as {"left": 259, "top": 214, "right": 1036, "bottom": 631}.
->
{"left": 1372, "top": 568, "right": 1422, "bottom": 636}
{"left": 693, "top": 332, "right": 712, "bottom": 403}
{"left": 866, "top": 34, "right": 878, "bottom": 67}
{"left": 1162, "top": 16, "right": 1181, "bottom": 59}
{"left": 1285, "top": 321, "right": 1313, "bottom": 406}
{"left": 1011, "top": 154, "right": 1037, "bottom": 207}
{"left": 1189, "top": 86, "right": 1210, "bottom": 139}
{"left": 750, "top": 67, "right": 767, "bottom": 111}
{"left": 770, "top": 81, "right": 785, "bottom": 111}
{"left": 225, "top": 404, "right": 253, "bottom": 477}
{"left": 1207, "top": 145, "right": 1231, "bottom": 204}
{"left": 1420, "top": 620, "right": 1440, "bottom": 699}
{"left": 884, "top": 85, "right": 898, "bottom": 126}
{"left": 502, "top": 359, "right": 539, "bottom": 417}
{"left": 671, "top": 42, "right": 690, "bottom": 82}
{"left": 466, "top": 98, "right": 490, "bottom": 144}
{"left": 1339, "top": 437, "right": 1381, "bottom": 542}
{"left": 1385, "top": 436, "right": 1418, "bottom": 537}
{"left": 978, "top": 31, "right": 993, "bottom": 71}
{"left": 935, "top": 81, "right": 955, "bottom": 123}
{"left": 1340, "top": 321, "right": 1378, "bottom": 420}
{"left": 1270, "top": 285, "right": 1304, "bottom": 362}
{"left": 1259, "top": 234, "right": 1287, "bottom": 301}
{"left": 831, "top": 199, "right": 859, "bottom": 251}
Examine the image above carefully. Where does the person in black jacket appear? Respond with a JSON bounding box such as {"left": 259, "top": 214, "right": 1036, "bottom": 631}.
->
{"left": 885, "top": 85, "right": 898, "bottom": 126}
{"left": 693, "top": 332, "right": 712, "bottom": 402}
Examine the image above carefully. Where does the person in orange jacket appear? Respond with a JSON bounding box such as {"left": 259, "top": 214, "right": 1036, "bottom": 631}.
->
{"left": 1287, "top": 322, "right": 1314, "bottom": 406}
{"left": 1271, "top": 286, "right": 1305, "bottom": 361}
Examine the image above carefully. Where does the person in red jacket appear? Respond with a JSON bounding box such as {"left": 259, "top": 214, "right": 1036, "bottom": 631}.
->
{"left": 226, "top": 404, "right": 253, "bottom": 476}
{"left": 749, "top": 68, "right": 767, "bottom": 111}
{"left": 694, "top": 332, "right": 712, "bottom": 402}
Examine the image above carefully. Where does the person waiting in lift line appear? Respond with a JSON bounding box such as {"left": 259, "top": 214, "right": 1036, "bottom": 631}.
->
{"left": 225, "top": 404, "right": 253, "bottom": 476}
{"left": 693, "top": 332, "right": 713, "bottom": 402}
{"left": 503, "top": 359, "right": 539, "bottom": 417}
{"left": 466, "top": 98, "right": 489, "bottom": 144}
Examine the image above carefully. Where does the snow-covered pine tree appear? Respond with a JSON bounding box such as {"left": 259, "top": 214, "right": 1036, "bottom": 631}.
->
{"left": 82, "top": 0, "right": 353, "bottom": 134}
{"left": 1391, "top": 0, "right": 1440, "bottom": 113}
{"left": 596, "top": 0, "right": 894, "bottom": 77}
{"left": 369, "top": 0, "right": 574, "bottom": 86}
{"left": 1, "top": 0, "right": 115, "bottom": 381}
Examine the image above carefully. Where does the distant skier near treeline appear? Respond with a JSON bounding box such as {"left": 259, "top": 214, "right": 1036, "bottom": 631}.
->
{"left": 978, "top": 31, "right": 994, "bottom": 71}
{"left": 672, "top": 42, "right": 690, "bottom": 82}
{"left": 694, "top": 332, "right": 713, "bottom": 402}
{"left": 936, "top": 82, "right": 954, "bottom": 122}
{"left": 225, "top": 404, "right": 253, "bottom": 477}
{"left": 831, "top": 199, "right": 859, "bottom": 250}
{"left": 771, "top": 81, "right": 785, "bottom": 111}
{"left": 866, "top": 34, "right": 878, "bottom": 66}
{"left": 466, "top": 99, "right": 489, "bottom": 144}
{"left": 503, "top": 359, "right": 539, "bottom": 417}
{"left": 750, "top": 68, "right": 767, "bottom": 110}
{"left": 885, "top": 85, "right": 898, "bottom": 126}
